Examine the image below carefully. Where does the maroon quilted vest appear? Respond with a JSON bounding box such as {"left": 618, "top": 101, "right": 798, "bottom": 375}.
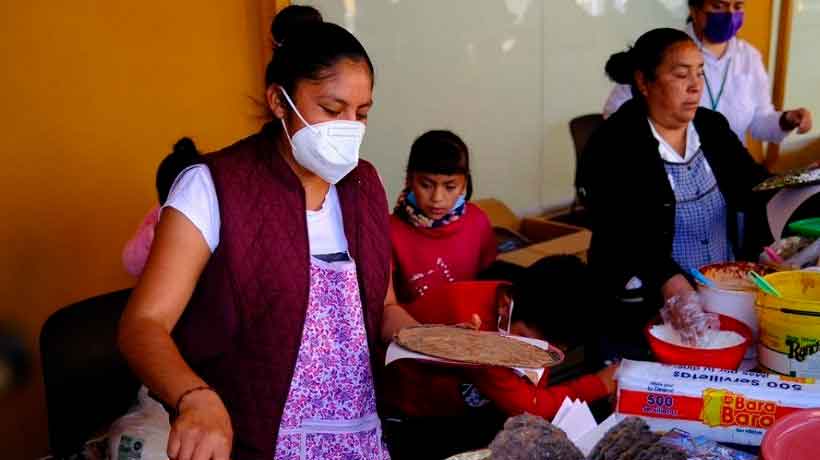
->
{"left": 173, "top": 123, "right": 391, "bottom": 460}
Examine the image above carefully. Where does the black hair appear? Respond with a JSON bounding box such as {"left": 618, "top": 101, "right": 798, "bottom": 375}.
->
{"left": 155, "top": 137, "right": 201, "bottom": 205}
{"left": 406, "top": 130, "right": 474, "bottom": 200}
{"left": 510, "top": 255, "right": 591, "bottom": 347}
{"left": 270, "top": 5, "right": 323, "bottom": 48}
{"left": 265, "top": 11, "right": 374, "bottom": 98}
{"left": 605, "top": 28, "right": 694, "bottom": 98}
{"left": 687, "top": 0, "right": 705, "bottom": 22}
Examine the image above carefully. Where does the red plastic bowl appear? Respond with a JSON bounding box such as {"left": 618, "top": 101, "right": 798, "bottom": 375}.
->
{"left": 761, "top": 409, "right": 820, "bottom": 460}
{"left": 644, "top": 314, "right": 752, "bottom": 370}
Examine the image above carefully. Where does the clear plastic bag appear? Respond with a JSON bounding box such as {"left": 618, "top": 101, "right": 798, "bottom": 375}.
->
{"left": 784, "top": 238, "right": 820, "bottom": 269}
{"left": 760, "top": 236, "right": 815, "bottom": 268}
{"left": 660, "top": 292, "right": 719, "bottom": 347}
{"left": 108, "top": 386, "right": 171, "bottom": 460}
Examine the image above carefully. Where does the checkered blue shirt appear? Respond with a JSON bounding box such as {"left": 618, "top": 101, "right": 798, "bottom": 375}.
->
{"left": 664, "top": 150, "right": 734, "bottom": 272}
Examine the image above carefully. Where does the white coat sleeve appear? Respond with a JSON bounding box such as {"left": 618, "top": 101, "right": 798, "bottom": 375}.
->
{"left": 602, "top": 84, "right": 634, "bottom": 119}
{"left": 746, "top": 47, "right": 789, "bottom": 144}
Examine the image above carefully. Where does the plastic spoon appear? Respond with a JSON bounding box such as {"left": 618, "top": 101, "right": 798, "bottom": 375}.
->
{"left": 689, "top": 268, "right": 716, "bottom": 288}
{"left": 764, "top": 246, "right": 785, "bottom": 265}
{"left": 748, "top": 271, "right": 782, "bottom": 298}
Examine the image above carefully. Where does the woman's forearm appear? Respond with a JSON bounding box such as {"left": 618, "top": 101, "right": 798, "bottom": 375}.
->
{"left": 118, "top": 316, "right": 207, "bottom": 407}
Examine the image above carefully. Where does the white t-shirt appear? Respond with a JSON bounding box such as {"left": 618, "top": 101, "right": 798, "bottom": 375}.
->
{"left": 162, "top": 164, "right": 348, "bottom": 255}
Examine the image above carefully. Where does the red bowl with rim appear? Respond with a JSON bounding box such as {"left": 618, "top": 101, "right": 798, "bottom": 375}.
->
{"left": 761, "top": 409, "right": 820, "bottom": 460}
{"left": 644, "top": 314, "right": 752, "bottom": 370}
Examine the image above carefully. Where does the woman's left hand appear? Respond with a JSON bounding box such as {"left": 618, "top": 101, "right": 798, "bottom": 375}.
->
{"left": 782, "top": 108, "right": 813, "bottom": 134}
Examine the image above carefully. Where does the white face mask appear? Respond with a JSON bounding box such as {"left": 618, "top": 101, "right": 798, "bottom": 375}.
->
{"left": 279, "top": 88, "right": 366, "bottom": 184}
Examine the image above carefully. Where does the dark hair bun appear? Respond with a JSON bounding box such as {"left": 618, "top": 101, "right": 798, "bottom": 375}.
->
{"left": 270, "top": 5, "right": 323, "bottom": 46}
{"left": 172, "top": 137, "right": 197, "bottom": 157}
{"left": 604, "top": 50, "right": 634, "bottom": 85}
{"left": 156, "top": 137, "right": 201, "bottom": 205}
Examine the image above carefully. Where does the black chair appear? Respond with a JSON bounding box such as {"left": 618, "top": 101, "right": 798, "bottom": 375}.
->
{"left": 568, "top": 114, "right": 604, "bottom": 216}
{"left": 40, "top": 289, "right": 141, "bottom": 458}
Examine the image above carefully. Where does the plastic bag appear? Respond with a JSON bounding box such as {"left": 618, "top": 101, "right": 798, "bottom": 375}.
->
{"left": 108, "top": 386, "right": 171, "bottom": 460}
{"left": 760, "top": 236, "right": 814, "bottom": 267}
{"left": 784, "top": 238, "right": 820, "bottom": 268}
{"left": 660, "top": 292, "right": 719, "bottom": 347}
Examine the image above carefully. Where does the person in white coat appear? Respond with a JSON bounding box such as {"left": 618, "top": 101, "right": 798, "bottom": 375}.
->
{"left": 603, "top": 0, "right": 812, "bottom": 145}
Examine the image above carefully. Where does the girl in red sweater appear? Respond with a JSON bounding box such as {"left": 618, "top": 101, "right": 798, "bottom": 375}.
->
{"left": 390, "top": 130, "right": 497, "bottom": 304}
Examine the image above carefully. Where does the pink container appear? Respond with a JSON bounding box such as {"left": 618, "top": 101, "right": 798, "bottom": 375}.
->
{"left": 761, "top": 409, "right": 820, "bottom": 460}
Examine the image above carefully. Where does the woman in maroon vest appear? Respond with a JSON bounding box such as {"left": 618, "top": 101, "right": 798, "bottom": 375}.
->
{"left": 118, "top": 8, "right": 417, "bottom": 460}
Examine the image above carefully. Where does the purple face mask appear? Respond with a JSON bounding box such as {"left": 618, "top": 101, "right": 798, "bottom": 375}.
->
{"left": 703, "top": 11, "right": 744, "bottom": 43}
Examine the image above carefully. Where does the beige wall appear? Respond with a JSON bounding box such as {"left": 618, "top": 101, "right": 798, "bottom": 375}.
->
{"left": 0, "top": 2, "right": 267, "bottom": 457}
{"left": 738, "top": 0, "right": 775, "bottom": 162}
{"left": 298, "top": 0, "right": 779, "bottom": 214}
{"left": 779, "top": 0, "right": 820, "bottom": 167}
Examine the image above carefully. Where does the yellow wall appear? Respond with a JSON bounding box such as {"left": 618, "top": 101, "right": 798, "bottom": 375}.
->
{"left": 737, "top": 0, "right": 775, "bottom": 162}
{"left": 738, "top": 0, "right": 774, "bottom": 64}
{"left": 0, "top": 1, "right": 267, "bottom": 457}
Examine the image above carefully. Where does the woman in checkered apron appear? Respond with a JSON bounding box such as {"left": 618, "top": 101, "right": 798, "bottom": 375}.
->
{"left": 577, "top": 28, "right": 770, "bottom": 340}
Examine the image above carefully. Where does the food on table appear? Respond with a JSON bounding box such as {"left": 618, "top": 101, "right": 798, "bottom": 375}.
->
{"left": 658, "top": 428, "right": 757, "bottom": 460}
{"left": 488, "top": 414, "right": 584, "bottom": 460}
{"left": 632, "top": 443, "right": 688, "bottom": 460}
{"left": 649, "top": 324, "right": 745, "bottom": 349}
{"left": 587, "top": 417, "right": 670, "bottom": 460}
{"left": 395, "top": 325, "right": 557, "bottom": 368}
{"left": 699, "top": 262, "right": 771, "bottom": 291}
{"left": 753, "top": 165, "right": 820, "bottom": 191}
{"left": 446, "top": 450, "right": 491, "bottom": 460}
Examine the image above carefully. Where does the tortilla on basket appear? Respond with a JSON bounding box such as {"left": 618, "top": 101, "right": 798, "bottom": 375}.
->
{"left": 753, "top": 165, "right": 820, "bottom": 192}
{"left": 395, "top": 325, "right": 560, "bottom": 369}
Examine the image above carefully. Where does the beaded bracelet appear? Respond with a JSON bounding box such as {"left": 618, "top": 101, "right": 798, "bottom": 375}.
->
{"left": 175, "top": 385, "right": 215, "bottom": 414}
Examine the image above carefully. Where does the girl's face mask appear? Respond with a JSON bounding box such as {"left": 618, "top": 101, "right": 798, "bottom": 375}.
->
{"left": 408, "top": 173, "right": 468, "bottom": 220}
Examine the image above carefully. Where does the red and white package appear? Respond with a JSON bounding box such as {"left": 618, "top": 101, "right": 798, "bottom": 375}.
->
{"left": 615, "top": 359, "right": 820, "bottom": 446}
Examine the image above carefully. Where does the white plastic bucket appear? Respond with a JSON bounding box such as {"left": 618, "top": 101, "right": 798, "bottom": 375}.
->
{"left": 697, "top": 262, "right": 769, "bottom": 360}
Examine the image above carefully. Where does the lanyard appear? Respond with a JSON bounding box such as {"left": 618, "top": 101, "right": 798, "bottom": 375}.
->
{"left": 703, "top": 57, "right": 732, "bottom": 111}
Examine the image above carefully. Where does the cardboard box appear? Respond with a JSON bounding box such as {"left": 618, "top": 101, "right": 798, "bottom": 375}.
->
{"left": 474, "top": 198, "right": 592, "bottom": 267}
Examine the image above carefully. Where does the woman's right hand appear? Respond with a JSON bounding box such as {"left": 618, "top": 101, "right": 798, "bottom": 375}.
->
{"left": 168, "top": 389, "right": 233, "bottom": 460}
{"left": 660, "top": 273, "right": 695, "bottom": 302}
{"left": 660, "top": 274, "right": 719, "bottom": 347}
